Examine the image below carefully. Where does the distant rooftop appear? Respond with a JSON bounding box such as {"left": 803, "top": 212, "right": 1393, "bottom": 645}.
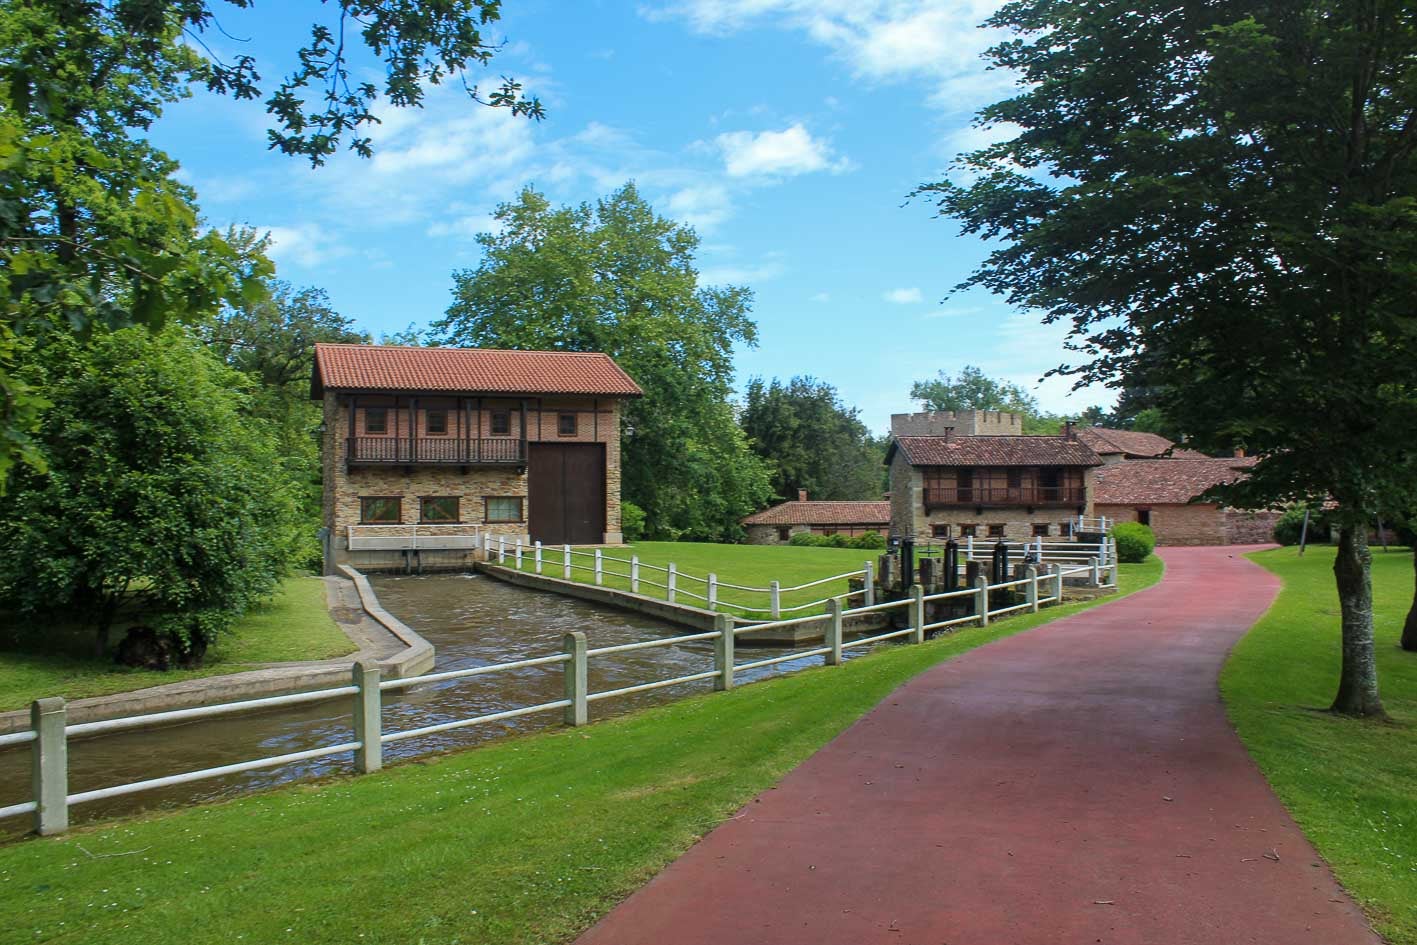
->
{"left": 312, "top": 343, "right": 643, "bottom": 398}
{"left": 742, "top": 500, "right": 891, "bottom": 527}
{"left": 887, "top": 435, "right": 1102, "bottom": 468}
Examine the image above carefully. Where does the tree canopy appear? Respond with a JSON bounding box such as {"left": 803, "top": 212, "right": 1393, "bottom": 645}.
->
{"left": 919, "top": 0, "right": 1417, "bottom": 717}
{"left": 910, "top": 365, "right": 1063, "bottom": 433}
{"left": 0, "top": 1, "right": 539, "bottom": 483}
{"left": 431, "top": 184, "right": 773, "bottom": 540}
{"left": 741, "top": 376, "right": 886, "bottom": 502}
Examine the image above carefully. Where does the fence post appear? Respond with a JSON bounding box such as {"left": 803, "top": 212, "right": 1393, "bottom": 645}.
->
{"left": 32, "top": 698, "right": 67, "bottom": 836}
{"left": 514, "top": 539, "right": 523, "bottom": 570}
{"left": 713, "top": 613, "right": 735, "bottom": 691}
{"left": 668, "top": 564, "right": 677, "bottom": 603}
{"left": 1026, "top": 565, "right": 1039, "bottom": 613}
{"left": 826, "top": 598, "right": 843, "bottom": 666}
{"left": 770, "top": 580, "right": 781, "bottom": 619}
{"left": 631, "top": 556, "right": 640, "bottom": 593}
{"left": 708, "top": 574, "right": 718, "bottom": 611}
{"left": 910, "top": 584, "right": 925, "bottom": 644}
{"left": 975, "top": 575, "right": 990, "bottom": 627}
{"left": 1101, "top": 515, "right": 1108, "bottom": 532}
{"left": 563, "top": 544, "right": 572, "bottom": 581}
{"left": 534, "top": 541, "right": 543, "bottom": 575}
{"left": 966, "top": 535, "right": 974, "bottom": 559}
{"left": 1053, "top": 563, "right": 1064, "bottom": 603}
{"left": 352, "top": 661, "right": 382, "bottom": 774}
{"left": 863, "top": 561, "right": 874, "bottom": 606}
{"left": 563, "top": 631, "right": 588, "bottom": 726}
{"left": 1090, "top": 555, "right": 1101, "bottom": 587}
{"left": 497, "top": 536, "right": 506, "bottom": 564}
{"left": 594, "top": 548, "right": 603, "bottom": 586}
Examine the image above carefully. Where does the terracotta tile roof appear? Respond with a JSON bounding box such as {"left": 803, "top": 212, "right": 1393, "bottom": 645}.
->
{"left": 1076, "top": 426, "right": 1178, "bottom": 458}
{"left": 889, "top": 435, "right": 1102, "bottom": 468}
{"left": 312, "top": 344, "right": 643, "bottom": 397}
{"left": 1091, "top": 458, "right": 1256, "bottom": 505}
{"left": 742, "top": 500, "right": 891, "bottom": 527}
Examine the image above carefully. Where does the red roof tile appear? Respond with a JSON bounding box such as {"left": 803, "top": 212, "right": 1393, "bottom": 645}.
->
{"left": 1091, "top": 458, "right": 1255, "bottom": 505}
{"left": 312, "top": 344, "right": 643, "bottom": 397}
{"left": 890, "top": 435, "right": 1102, "bottom": 468}
{"left": 742, "top": 500, "right": 891, "bottom": 527}
{"left": 1076, "top": 427, "right": 1177, "bottom": 457}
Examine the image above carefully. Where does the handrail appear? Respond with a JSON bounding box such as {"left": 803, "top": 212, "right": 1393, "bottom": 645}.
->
{"left": 67, "top": 686, "right": 360, "bottom": 737}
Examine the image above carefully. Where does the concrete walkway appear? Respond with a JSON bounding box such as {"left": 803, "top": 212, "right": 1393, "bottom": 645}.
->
{"left": 577, "top": 546, "right": 1380, "bottom": 945}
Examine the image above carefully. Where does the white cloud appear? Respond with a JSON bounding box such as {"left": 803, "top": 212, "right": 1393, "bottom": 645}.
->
{"left": 811, "top": 291, "right": 832, "bottom": 302}
{"left": 716, "top": 124, "right": 850, "bottom": 178}
{"left": 667, "top": 183, "right": 734, "bottom": 231}
{"left": 884, "top": 287, "right": 924, "bottom": 304}
{"left": 699, "top": 259, "right": 785, "bottom": 285}
{"left": 263, "top": 223, "right": 348, "bottom": 270}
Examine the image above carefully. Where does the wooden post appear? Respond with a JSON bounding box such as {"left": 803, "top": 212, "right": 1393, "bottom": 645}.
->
{"left": 631, "top": 556, "right": 640, "bottom": 593}
{"left": 1090, "top": 556, "right": 1101, "bottom": 587}
{"left": 352, "top": 662, "right": 382, "bottom": 774}
{"left": 975, "top": 575, "right": 990, "bottom": 627}
{"left": 1026, "top": 565, "right": 1039, "bottom": 613}
{"left": 1053, "top": 563, "right": 1064, "bottom": 603}
{"left": 594, "top": 548, "right": 603, "bottom": 586}
{"left": 770, "top": 580, "right": 781, "bottom": 619}
{"left": 826, "top": 598, "right": 843, "bottom": 666}
{"left": 910, "top": 584, "right": 925, "bottom": 644}
{"left": 966, "top": 534, "right": 974, "bottom": 559}
{"left": 668, "top": 564, "right": 677, "bottom": 603}
{"left": 563, "top": 632, "right": 588, "bottom": 726}
{"left": 863, "top": 561, "right": 874, "bottom": 606}
{"left": 534, "top": 541, "right": 543, "bottom": 574}
{"left": 713, "top": 613, "right": 735, "bottom": 691}
{"left": 708, "top": 574, "right": 718, "bottom": 611}
{"left": 563, "top": 544, "right": 572, "bottom": 580}
{"left": 497, "top": 536, "right": 506, "bottom": 564}
{"left": 32, "top": 698, "right": 67, "bottom": 836}
{"left": 514, "top": 539, "right": 523, "bottom": 570}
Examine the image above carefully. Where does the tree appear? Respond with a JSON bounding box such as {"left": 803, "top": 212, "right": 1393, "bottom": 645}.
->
{"left": 741, "top": 376, "right": 885, "bottom": 502}
{"left": 918, "top": 0, "right": 1417, "bottom": 716}
{"left": 909, "top": 365, "right": 1063, "bottom": 433}
{"left": 0, "top": 1, "right": 540, "bottom": 482}
{"left": 0, "top": 326, "right": 301, "bottom": 661}
{"left": 431, "top": 184, "right": 773, "bottom": 540}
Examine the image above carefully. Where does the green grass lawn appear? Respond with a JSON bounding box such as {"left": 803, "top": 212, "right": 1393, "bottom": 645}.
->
{"left": 521, "top": 540, "right": 892, "bottom": 617}
{"left": 1225, "top": 546, "right": 1417, "bottom": 944}
{"left": 0, "top": 559, "right": 1162, "bottom": 945}
{"left": 0, "top": 577, "right": 356, "bottom": 712}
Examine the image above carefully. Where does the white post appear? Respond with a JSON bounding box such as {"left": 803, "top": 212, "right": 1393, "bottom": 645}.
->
{"left": 594, "top": 548, "right": 603, "bottom": 586}
{"left": 713, "top": 614, "right": 735, "bottom": 690}
{"left": 1101, "top": 515, "right": 1108, "bottom": 532}
{"left": 497, "top": 536, "right": 506, "bottom": 564}
{"left": 1053, "top": 563, "right": 1064, "bottom": 603}
{"left": 1090, "top": 555, "right": 1101, "bottom": 587}
{"left": 966, "top": 534, "right": 974, "bottom": 559}
{"left": 352, "top": 661, "right": 382, "bottom": 774}
{"left": 534, "top": 541, "right": 543, "bottom": 574}
{"left": 563, "top": 544, "right": 572, "bottom": 580}
{"left": 667, "top": 563, "right": 677, "bottom": 603}
{"left": 975, "top": 575, "right": 990, "bottom": 627}
{"left": 563, "top": 632, "right": 588, "bottom": 726}
{"left": 1026, "top": 565, "right": 1039, "bottom": 613}
{"left": 631, "top": 556, "right": 640, "bottom": 593}
{"left": 770, "top": 580, "right": 781, "bottom": 620}
{"left": 514, "top": 539, "right": 523, "bottom": 570}
{"left": 863, "top": 561, "right": 874, "bottom": 607}
{"left": 32, "top": 698, "right": 67, "bottom": 836}
{"left": 825, "top": 598, "right": 845, "bottom": 666}
{"left": 708, "top": 574, "right": 718, "bottom": 611}
{"left": 910, "top": 584, "right": 925, "bottom": 644}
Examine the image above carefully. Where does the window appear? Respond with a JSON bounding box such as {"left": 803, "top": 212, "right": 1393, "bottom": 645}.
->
{"left": 960, "top": 524, "right": 977, "bottom": 538}
{"left": 485, "top": 496, "right": 524, "bottom": 523}
{"left": 1060, "top": 521, "right": 1074, "bottom": 538}
{"left": 1006, "top": 468, "right": 1023, "bottom": 489}
{"left": 360, "top": 496, "right": 401, "bottom": 524}
{"left": 777, "top": 526, "right": 791, "bottom": 542}
{"left": 931, "top": 523, "right": 951, "bottom": 539}
{"left": 988, "top": 524, "right": 1006, "bottom": 538}
{"left": 365, "top": 407, "right": 388, "bottom": 434}
{"left": 558, "top": 413, "right": 578, "bottom": 436}
{"left": 1137, "top": 508, "right": 1152, "bottom": 526}
{"left": 426, "top": 409, "right": 448, "bottom": 436}
{"left": 490, "top": 411, "right": 511, "bottom": 436}
{"left": 420, "top": 496, "right": 459, "bottom": 523}
{"left": 1032, "top": 523, "right": 1051, "bottom": 537}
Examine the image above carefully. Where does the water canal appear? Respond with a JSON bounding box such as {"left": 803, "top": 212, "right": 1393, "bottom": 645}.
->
{"left": 0, "top": 572, "right": 857, "bottom": 837}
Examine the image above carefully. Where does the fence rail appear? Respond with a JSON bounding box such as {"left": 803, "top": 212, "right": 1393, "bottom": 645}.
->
{"left": 0, "top": 558, "right": 1113, "bottom": 836}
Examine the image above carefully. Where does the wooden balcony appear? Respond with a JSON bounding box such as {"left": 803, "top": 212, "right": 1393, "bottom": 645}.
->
{"left": 346, "top": 437, "right": 525, "bottom": 466}
{"left": 924, "top": 486, "right": 1086, "bottom": 509}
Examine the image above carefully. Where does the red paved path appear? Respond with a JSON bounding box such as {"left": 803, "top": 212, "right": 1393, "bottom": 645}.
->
{"left": 576, "top": 546, "right": 1381, "bottom": 945}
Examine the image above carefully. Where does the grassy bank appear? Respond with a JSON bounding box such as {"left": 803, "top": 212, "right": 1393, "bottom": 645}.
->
{"left": 1225, "top": 546, "right": 1417, "bottom": 944}
{"left": 535, "top": 541, "right": 906, "bottom": 616}
{"left": 0, "top": 577, "right": 355, "bottom": 711}
{"left": 0, "top": 559, "right": 1162, "bottom": 945}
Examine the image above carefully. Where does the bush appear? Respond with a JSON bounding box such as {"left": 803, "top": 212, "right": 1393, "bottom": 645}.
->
{"left": 621, "top": 501, "right": 647, "bottom": 542}
{"left": 787, "top": 531, "right": 818, "bottom": 546}
{"left": 1110, "top": 521, "right": 1156, "bottom": 563}
{"left": 1271, "top": 505, "right": 1329, "bottom": 546}
{"left": 848, "top": 531, "right": 887, "bottom": 550}
{"left": 825, "top": 533, "right": 850, "bottom": 548}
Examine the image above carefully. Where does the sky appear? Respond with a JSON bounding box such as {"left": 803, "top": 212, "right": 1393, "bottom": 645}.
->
{"left": 153, "top": 0, "right": 1111, "bottom": 433}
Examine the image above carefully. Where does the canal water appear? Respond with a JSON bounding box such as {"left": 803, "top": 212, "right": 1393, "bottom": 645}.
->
{"left": 0, "top": 572, "right": 852, "bottom": 837}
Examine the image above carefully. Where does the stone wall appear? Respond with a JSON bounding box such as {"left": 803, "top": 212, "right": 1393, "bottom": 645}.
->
{"left": 889, "top": 410, "right": 1024, "bottom": 437}
{"left": 1223, "top": 509, "right": 1282, "bottom": 545}
{"left": 745, "top": 523, "right": 814, "bottom": 545}
{"left": 1094, "top": 503, "right": 1225, "bottom": 546}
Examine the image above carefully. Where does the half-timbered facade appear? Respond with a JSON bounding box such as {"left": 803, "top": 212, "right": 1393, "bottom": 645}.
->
{"left": 313, "top": 344, "right": 642, "bottom": 571}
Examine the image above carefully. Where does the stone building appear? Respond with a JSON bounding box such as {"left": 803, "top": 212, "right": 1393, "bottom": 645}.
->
{"left": 741, "top": 490, "right": 890, "bottom": 544}
{"left": 313, "top": 343, "right": 642, "bottom": 572}
{"left": 886, "top": 413, "right": 1102, "bottom": 542}
{"left": 1090, "top": 455, "right": 1280, "bottom": 546}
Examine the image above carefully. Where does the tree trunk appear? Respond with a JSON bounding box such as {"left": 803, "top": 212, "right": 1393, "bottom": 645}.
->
{"left": 1402, "top": 547, "right": 1417, "bottom": 652}
{"left": 1331, "top": 525, "right": 1388, "bottom": 718}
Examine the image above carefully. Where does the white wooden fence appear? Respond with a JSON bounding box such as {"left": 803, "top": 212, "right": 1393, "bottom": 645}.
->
{"left": 0, "top": 561, "right": 1106, "bottom": 836}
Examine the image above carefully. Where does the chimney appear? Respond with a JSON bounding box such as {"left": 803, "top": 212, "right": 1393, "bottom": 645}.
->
{"left": 1064, "top": 420, "right": 1076, "bottom": 441}
{"left": 798, "top": 489, "right": 808, "bottom": 502}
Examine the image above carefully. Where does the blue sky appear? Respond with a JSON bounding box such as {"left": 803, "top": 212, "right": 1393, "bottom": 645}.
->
{"left": 154, "top": 0, "right": 1109, "bottom": 432}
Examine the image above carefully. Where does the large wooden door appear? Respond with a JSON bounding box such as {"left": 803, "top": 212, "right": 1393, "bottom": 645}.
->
{"left": 528, "top": 443, "right": 606, "bottom": 545}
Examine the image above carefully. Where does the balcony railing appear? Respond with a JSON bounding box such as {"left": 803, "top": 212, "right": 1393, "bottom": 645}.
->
{"left": 924, "top": 486, "right": 1085, "bottom": 508}
{"left": 346, "top": 437, "right": 525, "bottom": 465}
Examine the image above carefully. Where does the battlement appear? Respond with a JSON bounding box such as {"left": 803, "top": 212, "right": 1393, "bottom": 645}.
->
{"left": 889, "top": 410, "right": 1024, "bottom": 437}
